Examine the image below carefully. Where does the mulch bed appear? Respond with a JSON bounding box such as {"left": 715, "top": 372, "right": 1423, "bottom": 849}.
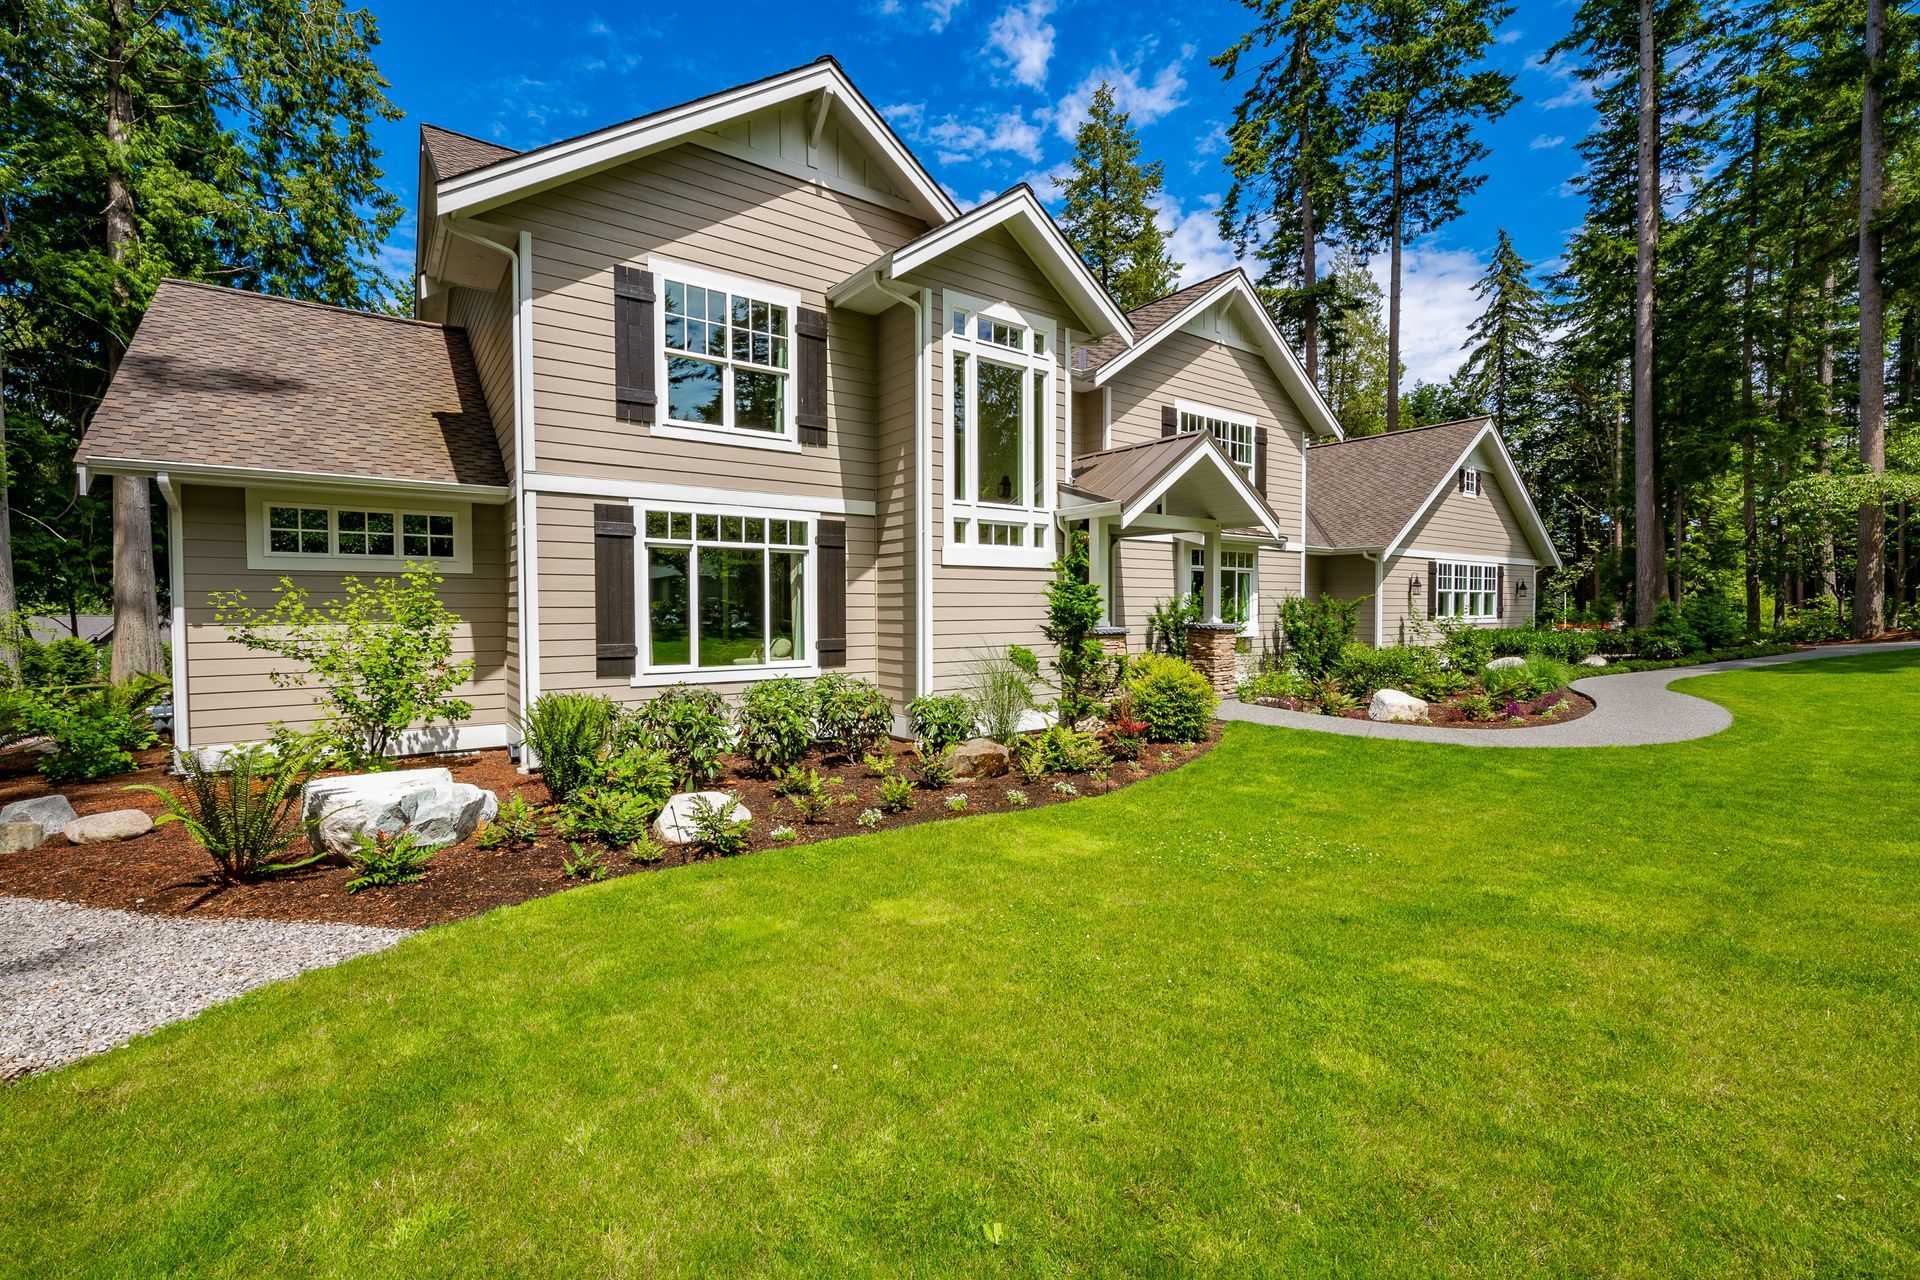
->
{"left": 0, "top": 730, "right": 1218, "bottom": 931}
{"left": 1251, "top": 687, "right": 1597, "bottom": 730}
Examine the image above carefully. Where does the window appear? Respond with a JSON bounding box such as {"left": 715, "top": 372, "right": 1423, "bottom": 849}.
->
{"left": 1461, "top": 466, "right": 1481, "bottom": 497}
{"left": 640, "top": 508, "right": 810, "bottom": 672}
{"left": 654, "top": 260, "right": 797, "bottom": 443}
{"left": 254, "top": 497, "right": 470, "bottom": 573}
{"left": 337, "top": 509, "right": 396, "bottom": 557}
{"left": 1434, "top": 561, "right": 1499, "bottom": 620}
{"left": 1176, "top": 402, "right": 1257, "bottom": 476}
{"left": 267, "top": 505, "right": 329, "bottom": 556}
{"left": 945, "top": 293, "right": 1057, "bottom": 567}
{"left": 1187, "top": 546, "right": 1258, "bottom": 634}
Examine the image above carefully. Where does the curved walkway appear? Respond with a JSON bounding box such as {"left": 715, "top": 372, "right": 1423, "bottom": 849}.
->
{"left": 1217, "top": 641, "right": 1919, "bottom": 749}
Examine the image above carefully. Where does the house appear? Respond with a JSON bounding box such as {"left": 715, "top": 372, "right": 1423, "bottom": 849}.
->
{"left": 73, "top": 57, "right": 1556, "bottom": 760}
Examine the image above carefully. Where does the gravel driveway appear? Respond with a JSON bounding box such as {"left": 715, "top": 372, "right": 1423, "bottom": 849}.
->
{"left": 1, "top": 896, "right": 409, "bottom": 1080}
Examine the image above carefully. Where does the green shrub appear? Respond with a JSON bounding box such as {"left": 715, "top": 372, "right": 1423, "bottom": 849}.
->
{"left": 1455, "top": 691, "right": 1501, "bottom": 721}
{"left": 907, "top": 693, "right": 975, "bottom": 753}
{"left": 687, "top": 793, "right": 752, "bottom": 857}
{"left": 1307, "top": 680, "right": 1360, "bottom": 716}
{"left": 1409, "top": 667, "right": 1471, "bottom": 701}
{"left": 516, "top": 692, "right": 616, "bottom": 802}
{"left": 627, "top": 834, "right": 667, "bottom": 865}
{"left": 21, "top": 636, "right": 100, "bottom": 688}
{"left": 129, "top": 744, "right": 321, "bottom": 881}
{"left": 1484, "top": 656, "right": 1575, "bottom": 702}
{"left": 877, "top": 773, "right": 915, "bottom": 814}
{"left": 736, "top": 677, "right": 814, "bottom": 772}
{"left": 1127, "top": 654, "right": 1217, "bottom": 742}
{"left": 555, "top": 787, "right": 659, "bottom": 847}
{"left": 1682, "top": 594, "right": 1746, "bottom": 650}
{"left": 1009, "top": 735, "right": 1050, "bottom": 783}
{"left": 624, "top": 685, "right": 732, "bottom": 787}
{"left": 1279, "top": 594, "right": 1360, "bottom": 679}
{"left": 810, "top": 673, "right": 892, "bottom": 759}
{"left": 1237, "top": 667, "right": 1311, "bottom": 702}
{"left": 776, "top": 767, "right": 839, "bottom": 823}
{"left": 911, "top": 746, "right": 956, "bottom": 790}
{"left": 1147, "top": 593, "right": 1202, "bottom": 656}
{"left": 475, "top": 794, "right": 542, "bottom": 849}
{"left": 965, "top": 651, "right": 1035, "bottom": 743}
{"left": 1485, "top": 627, "right": 1599, "bottom": 663}
{"left": 860, "top": 751, "right": 896, "bottom": 777}
{"left": 1774, "top": 602, "right": 1848, "bottom": 644}
{"left": 1439, "top": 621, "right": 1493, "bottom": 673}
{"left": 1333, "top": 643, "right": 1439, "bottom": 699}
{"left": 344, "top": 829, "right": 436, "bottom": 893}
{"left": 596, "top": 744, "right": 676, "bottom": 807}
{"left": 1640, "top": 602, "right": 1699, "bottom": 660}
{"left": 1031, "top": 724, "right": 1109, "bottom": 774}
{"left": 561, "top": 844, "right": 608, "bottom": 882}
{"left": 27, "top": 675, "right": 164, "bottom": 783}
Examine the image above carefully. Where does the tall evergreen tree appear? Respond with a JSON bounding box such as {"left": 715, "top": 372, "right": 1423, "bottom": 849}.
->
{"left": 1342, "top": 0, "right": 1517, "bottom": 432}
{"left": 1318, "top": 250, "right": 1391, "bottom": 436}
{"left": 1457, "top": 228, "right": 1551, "bottom": 439}
{"left": 1054, "top": 83, "right": 1181, "bottom": 310}
{"left": 1855, "top": 0, "right": 1889, "bottom": 635}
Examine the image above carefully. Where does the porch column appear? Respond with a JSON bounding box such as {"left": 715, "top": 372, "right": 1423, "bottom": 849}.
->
{"left": 1201, "top": 527, "right": 1222, "bottom": 623}
{"left": 1087, "top": 515, "right": 1113, "bottom": 625}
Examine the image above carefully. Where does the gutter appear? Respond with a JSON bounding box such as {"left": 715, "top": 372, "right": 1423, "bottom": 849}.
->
{"left": 154, "top": 472, "right": 188, "bottom": 756}
{"left": 1362, "top": 551, "right": 1385, "bottom": 647}
{"left": 77, "top": 458, "right": 511, "bottom": 501}
{"left": 867, "top": 270, "right": 934, "bottom": 699}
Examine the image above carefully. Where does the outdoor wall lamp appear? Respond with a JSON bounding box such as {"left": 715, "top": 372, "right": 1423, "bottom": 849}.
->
{"left": 1517, "top": 581, "right": 1530, "bottom": 597}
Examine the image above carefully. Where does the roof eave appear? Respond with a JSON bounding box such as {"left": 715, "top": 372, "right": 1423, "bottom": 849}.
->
{"left": 78, "top": 457, "right": 513, "bottom": 502}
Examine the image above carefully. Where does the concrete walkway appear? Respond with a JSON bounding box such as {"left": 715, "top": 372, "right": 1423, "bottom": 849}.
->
{"left": 1217, "top": 641, "right": 1919, "bottom": 749}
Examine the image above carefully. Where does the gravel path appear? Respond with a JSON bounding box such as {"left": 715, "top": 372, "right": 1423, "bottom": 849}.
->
{"left": 1218, "top": 640, "right": 1920, "bottom": 748}
{"left": 1, "top": 897, "right": 409, "bottom": 1080}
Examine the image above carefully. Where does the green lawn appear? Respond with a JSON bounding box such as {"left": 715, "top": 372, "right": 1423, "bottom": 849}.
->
{"left": 4, "top": 653, "right": 1917, "bottom": 1277}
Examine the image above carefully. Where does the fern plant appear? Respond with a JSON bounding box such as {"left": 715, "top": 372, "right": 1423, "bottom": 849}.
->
{"left": 129, "top": 745, "right": 322, "bottom": 882}
{"left": 876, "top": 773, "right": 915, "bottom": 814}
{"left": 475, "top": 794, "right": 542, "bottom": 849}
{"left": 516, "top": 692, "right": 616, "bottom": 801}
{"left": 344, "top": 828, "right": 436, "bottom": 893}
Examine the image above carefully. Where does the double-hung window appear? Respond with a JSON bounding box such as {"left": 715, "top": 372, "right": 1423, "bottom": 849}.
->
{"left": 1461, "top": 466, "right": 1481, "bottom": 497}
{"left": 1434, "top": 561, "right": 1499, "bottom": 620}
{"left": 1175, "top": 401, "right": 1257, "bottom": 477}
{"left": 652, "top": 259, "right": 798, "bottom": 447}
{"left": 639, "top": 508, "right": 812, "bottom": 674}
{"left": 944, "top": 292, "right": 1057, "bottom": 567}
{"left": 1186, "top": 546, "right": 1258, "bottom": 634}
{"left": 252, "top": 495, "right": 470, "bottom": 573}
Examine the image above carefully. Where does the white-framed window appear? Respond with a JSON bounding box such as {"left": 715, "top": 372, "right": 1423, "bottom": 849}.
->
{"left": 1434, "top": 560, "right": 1499, "bottom": 620}
{"left": 943, "top": 290, "right": 1057, "bottom": 568}
{"left": 637, "top": 504, "right": 814, "bottom": 679}
{"left": 248, "top": 493, "right": 473, "bottom": 574}
{"left": 649, "top": 258, "right": 800, "bottom": 452}
{"left": 1175, "top": 400, "right": 1257, "bottom": 477}
{"left": 1461, "top": 466, "right": 1481, "bottom": 497}
{"left": 1186, "top": 545, "right": 1258, "bottom": 635}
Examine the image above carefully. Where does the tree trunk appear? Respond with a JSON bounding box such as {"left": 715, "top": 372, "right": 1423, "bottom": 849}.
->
{"left": 1386, "top": 118, "right": 1404, "bottom": 433}
{"left": 1854, "top": 0, "right": 1888, "bottom": 637}
{"left": 1670, "top": 487, "right": 1684, "bottom": 604}
{"left": 104, "top": 0, "right": 164, "bottom": 682}
{"left": 1817, "top": 266, "right": 1837, "bottom": 596}
{"left": 0, "top": 348, "right": 15, "bottom": 675}
{"left": 1741, "top": 103, "right": 1761, "bottom": 634}
{"left": 1632, "top": 0, "right": 1663, "bottom": 627}
{"left": 1301, "top": 182, "right": 1318, "bottom": 387}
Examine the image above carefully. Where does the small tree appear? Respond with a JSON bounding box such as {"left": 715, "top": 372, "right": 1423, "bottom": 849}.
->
{"left": 1278, "top": 593, "right": 1361, "bottom": 680}
{"left": 211, "top": 563, "right": 473, "bottom": 769}
{"left": 1018, "top": 529, "right": 1115, "bottom": 726}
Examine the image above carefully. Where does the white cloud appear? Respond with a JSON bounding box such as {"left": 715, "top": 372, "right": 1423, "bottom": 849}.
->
{"left": 1365, "top": 246, "right": 1487, "bottom": 386}
{"left": 926, "top": 110, "right": 1045, "bottom": 164}
{"left": 986, "top": 0, "right": 1055, "bottom": 90}
{"left": 1052, "top": 49, "right": 1191, "bottom": 141}
{"left": 924, "top": 0, "right": 964, "bottom": 32}
{"left": 883, "top": 101, "right": 926, "bottom": 131}
{"left": 1530, "top": 49, "right": 1604, "bottom": 110}
{"left": 1155, "top": 193, "right": 1240, "bottom": 286}
{"left": 1529, "top": 133, "right": 1566, "bottom": 150}
{"left": 1496, "top": 28, "right": 1522, "bottom": 44}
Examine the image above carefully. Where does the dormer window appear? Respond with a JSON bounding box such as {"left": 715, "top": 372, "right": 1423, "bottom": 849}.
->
{"left": 944, "top": 291, "right": 1057, "bottom": 568}
{"left": 1461, "top": 466, "right": 1481, "bottom": 498}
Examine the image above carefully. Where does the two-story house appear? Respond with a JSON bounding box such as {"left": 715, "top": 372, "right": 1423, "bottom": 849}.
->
{"left": 75, "top": 57, "right": 1559, "bottom": 760}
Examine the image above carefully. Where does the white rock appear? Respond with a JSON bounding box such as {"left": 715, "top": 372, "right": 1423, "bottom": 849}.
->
{"left": 1485, "top": 655, "right": 1526, "bottom": 671}
{"left": 400, "top": 784, "right": 497, "bottom": 848}
{"left": 0, "top": 795, "right": 79, "bottom": 837}
{"left": 1579, "top": 654, "right": 1608, "bottom": 667}
{"left": 652, "top": 791, "right": 751, "bottom": 845}
{"left": 1368, "top": 688, "right": 1430, "bottom": 723}
{"left": 301, "top": 768, "right": 451, "bottom": 830}
{"left": 302, "top": 768, "right": 495, "bottom": 857}
{"left": 63, "top": 809, "right": 155, "bottom": 844}
{"left": 949, "top": 738, "right": 1011, "bottom": 779}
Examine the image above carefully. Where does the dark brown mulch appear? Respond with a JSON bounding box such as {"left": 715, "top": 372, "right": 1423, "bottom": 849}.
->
{"left": 1252, "top": 687, "right": 1597, "bottom": 730}
{"left": 0, "top": 729, "right": 1218, "bottom": 931}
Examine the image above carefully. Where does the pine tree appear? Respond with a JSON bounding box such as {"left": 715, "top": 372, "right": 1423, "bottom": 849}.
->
{"left": 1458, "top": 229, "right": 1550, "bottom": 438}
{"left": 1318, "top": 250, "right": 1390, "bottom": 437}
{"left": 1054, "top": 83, "right": 1181, "bottom": 310}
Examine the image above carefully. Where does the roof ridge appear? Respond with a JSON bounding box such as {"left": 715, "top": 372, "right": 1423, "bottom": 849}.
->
{"left": 154, "top": 279, "right": 452, "bottom": 332}
{"left": 1308, "top": 416, "right": 1490, "bottom": 449}
{"left": 1123, "top": 268, "right": 1240, "bottom": 318}
{"left": 420, "top": 121, "right": 518, "bottom": 151}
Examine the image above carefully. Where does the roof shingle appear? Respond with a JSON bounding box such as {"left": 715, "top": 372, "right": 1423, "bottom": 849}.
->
{"left": 1303, "top": 417, "right": 1490, "bottom": 549}
{"left": 421, "top": 123, "right": 519, "bottom": 180}
{"left": 1072, "top": 269, "right": 1240, "bottom": 371}
{"left": 78, "top": 279, "right": 506, "bottom": 489}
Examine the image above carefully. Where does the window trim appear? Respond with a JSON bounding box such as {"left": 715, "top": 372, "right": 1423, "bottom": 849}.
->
{"left": 1432, "top": 558, "right": 1501, "bottom": 622}
{"left": 245, "top": 491, "right": 474, "bottom": 574}
{"left": 1173, "top": 399, "right": 1258, "bottom": 477}
{"left": 941, "top": 288, "right": 1058, "bottom": 569}
{"left": 1461, "top": 466, "right": 1481, "bottom": 498}
{"left": 1184, "top": 541, "right": 1260, "bottom": 637}
{"left": 646, "top": 256, "right": 803, "bottom": 455}
{"left": 631, "top": 499, "right": 819, "bottom": 686}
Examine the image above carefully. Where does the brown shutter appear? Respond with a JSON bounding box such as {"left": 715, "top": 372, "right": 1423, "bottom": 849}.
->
{"left": 1253, "top": 425, "right": 1269, "bottom": 491}
{"left": 1161, "top": 404, "right": 1178, "bottom": 436}
{"left": 1428, "top": 560, "right": 1439, "bottom": 617}
{"left": 796, "top": 305, "right": 829, "bottom": 446}
{"left": 594, "top": 503, "right": 637, "bottom": 679}
{"left": 1456, "top": 467, "right": 1466, "bottom": 493}
{"left": 816, "top": 518, "right": 847, "bottom": 668}
{"left": 1496, "top": 566, "right": 1506, "bottom": 620}
{"left": 613, "top": 267, "right": 656, "bottom": 423}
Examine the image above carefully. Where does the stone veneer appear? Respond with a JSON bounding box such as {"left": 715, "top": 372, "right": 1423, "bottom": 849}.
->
{"left": 1184, "top": 622, "right": 1241, "bottom": 695}
{"left": 1091, "top": 625, "right": 1129, "bottom": 656}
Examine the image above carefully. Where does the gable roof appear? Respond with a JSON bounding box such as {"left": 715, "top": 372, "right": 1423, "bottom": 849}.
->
{"left": 1072, "top": 269, "right": 1238, "bottom": 372}
{"left": 431, "top": 57, "right": 957, "bottom": 225}
{"left": 828, "top": 185, "right": 1129, "bottom": 338}
{"left": 420, "top": 123, "right": 518, "bottom": 181}
{"left": 1066, "top": 431, "right": 1287, "bottom": 540}
{"left": 76, "top": 280, "right": 507, "bottom": 493}
{"left": 1305, "top": 417, "right": 1559, "bottom": 565}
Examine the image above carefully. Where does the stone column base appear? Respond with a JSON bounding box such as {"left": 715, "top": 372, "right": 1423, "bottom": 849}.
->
{"left": 1185, "top": 622, "right": 1240, "bottom": 695}
{"left": 1091, "top": 625, "right": 1129, "bottom": 657}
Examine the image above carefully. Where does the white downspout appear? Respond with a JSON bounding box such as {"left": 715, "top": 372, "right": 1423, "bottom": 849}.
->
{"left": 155, "top": 472, "right": 187, "bottom": 757}
{"left": 1363, "top": 551, "right": 1384, "bottom": 647}
{"left": 869, "top": 271, "right": 933, "bottom": 698}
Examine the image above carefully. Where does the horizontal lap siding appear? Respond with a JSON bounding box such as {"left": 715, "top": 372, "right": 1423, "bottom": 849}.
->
{"left": 180, "top": 485, "right": 509, "bottom": 744}
{"left": 1108, "top": 538, "right": 1300, "bottom": 656}
{"left": 874, "top": 304, "right": 918, "bottom": 705}
{"left": 1379, "top": 475, "right": 1541, "bottom": 644}
{"left": 1314, "top": 554, "right": 1377, "bottom": 648}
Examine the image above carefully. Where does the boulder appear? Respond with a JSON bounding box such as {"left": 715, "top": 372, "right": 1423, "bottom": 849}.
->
{"left": 1485, "top": 655, "right": 1526, "bottom": 671}
{"left": 0, "top": 821, "right": 46, "bottom": 854}
{"left": 949, "top": 737, "right": 1011, "bottom": 779}
{"left": 1368, "top": 688, "right": 1430, "bottom": 724}
{"left": 652, "top": 791, "right": 751, "bottom": 845}
{"left": 1578, "top": 654, "right": 1608, "bottom": 668}
{"left": 64, "top": 809, "right": 155, "bottom": 845}
{"left": 302, "top": 768, "right": 496, "bottom": 858}
{"left": 0, "top": 794, "right": 78, "bottom": 837}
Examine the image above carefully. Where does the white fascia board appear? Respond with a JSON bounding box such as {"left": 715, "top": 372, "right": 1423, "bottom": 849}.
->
{"left": 1119, "top": 438, "right": 1286, "bottom": 542}
{"left": 437, "top": 62, "right": 957, "bottom": 226}
{"left": 524, "top": 470, "right": 877, "bottom": 517}
{"left": 79, "top": 457, "right": 512, "bottom": 502}
{"left": 1379, "top": 424, "right": 1562, "bottom": 569}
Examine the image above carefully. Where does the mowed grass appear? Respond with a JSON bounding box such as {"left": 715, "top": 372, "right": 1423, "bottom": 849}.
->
{"left": 3, "top": 653, "right": 1917, "bottom": 1277}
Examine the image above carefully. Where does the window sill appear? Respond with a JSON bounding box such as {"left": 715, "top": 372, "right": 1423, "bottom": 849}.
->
{"left": 650, "top": 420, "right": 804, "bottom": 454}
{"left": 251, "top": 553, "right": 472, "bottom": 576}
{"left": 631, "top": 660, "right": 818, "bottom": 687}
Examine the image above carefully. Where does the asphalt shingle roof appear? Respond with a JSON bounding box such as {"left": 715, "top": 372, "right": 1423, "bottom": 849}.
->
{"left": 420, "top": 123, "right": 519, "bottom": 180}
{"left": 78, "top": 279, "right": 506, "bottom": 489}
{"left": 1303, "top": 417, "right": 1490, "bottom": 549}
{"left": 1071, "top": 269, "right": 1240, "bottom": 372}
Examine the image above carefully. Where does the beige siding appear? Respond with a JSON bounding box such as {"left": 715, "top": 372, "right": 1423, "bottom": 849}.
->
{"left": 1376, "top": 472, "right": 1544, "bottom": 645}
{"left": 1313, "top": 553, "right": 1378, "bottom": 648}
{"left": 180, "top": 485, "right": 509, "bottom": 746}
{"left": 872, "top": 304, "right": 919, "bottom": 705}
{"left": 1109, "top": 536, "right": 1301, "bottom": 657}
{"left": 445, "top": 279, "right": 516, "bottom": 474}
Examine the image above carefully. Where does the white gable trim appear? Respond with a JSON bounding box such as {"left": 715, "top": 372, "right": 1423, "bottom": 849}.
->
{"left": 436, "top": 61, "right": 956, "bottom": 225}
{"left": 1078, "top": 272, "right": 1345, "bottom": 442}
{"left": 1380, "top": 423, "right": 1562, "bottom": 569}
{"left": 1120, "top": 436, "right": 1287, "bottom": 543}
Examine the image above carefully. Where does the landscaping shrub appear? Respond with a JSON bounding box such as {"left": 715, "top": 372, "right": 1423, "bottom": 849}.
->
{"left": 911, "top": 746, "right": 956, "bottom": 790}
{"left": 625, "top": 685, "right": 732, "bottom": 787}
{"left": 775, "top": 767, "right": 839, "bottom": 822}
{"left": 211, "top": 563, "right": 474, "bottom": 769}
{"left": 561, "top": 844, "right": 608, "bottom": 882}
{"left": 475, "top": 794, "right": 542, "bottom": 849}
{"left": 1639, "top": 602, "right": 1700, "bottom": 660}
{"left": 1439, "top": 621, "right": 1494, "bottom": 673}
{"left": 1681, "top": 593, "right": 1745, "bottom": 650}
{"left": 1127, "top": 653, "right": 1217, "bottom": 742}
{"left": 811, "top": 673, "right": 891, "bottom": 759}
{"left": 1237, "top": 666, "right": 1311, "bottom": 703}
{"left": 1306, "top": 680, "right": 1360, "bottom": 716}
{"left": 1774, "top": 602, "right": 1848, "bottom": 644}
{"left": 555, "top": 788, "right": 658, "bottom": 847}
{"left": 1485, "top": 627, "right": 1599, "bottom": 663}
{"left": 1606, "top": 642, "right": 1795, "bottom": 673}
{"left": 877, "top": 774, "right": 915, "bottom": 814}
{"left": 28, "top": 676, "right": 162, "bottom": 782}
{"left": 130, "top": 744, "right": 321, "bottom": 881}
{"left": 1104, "top": 693, "right": 1147, "bottom": 760}
{"left": 1455, "top": 691, "right": 1501, "bottom": 721}
{"left": 1332, "top": 643, "right": 1439, "bottom": 699}
{"left": 344, "top": 829, "right": 436, "bottom": 893}
{"left": 20, "top": 636, "right": 100, "bottom": 688}
{"left": 686, "top": 793, "right": 752, "bottom": 857}
{"left": 1038, "top": 529, "right": 1116, "bottom": 726}
{"left": 1279, "top": 594, "right": 1359, "bottom": 679}
{"left": 517, "top": 692, "right": 616, "bottom": 802}
{"left": 906, "top": 692, "right": 975, "bottom": 752}
{"left": 1009, "top": 735, "right": 1050, "bottom": 783}
{"left": 1032, "top": 724, "right": 1109, "bottom": 773}
{"left": 736, "top": 677, "right": 814, "bottom": 772}
{"left": 596, "top": 744, "right": 676, "bottom": 808}
{"left": 1147, "top": 593, "right": 1202, "bottom": 656}
{"left": 1408, "top": 667, "right": 1472, "bottom": 702}
{"left": 966, "top": 650, "right": 1035, "bottom": 743}
{"left": 1483, "top": 656, "right": 1575, "bottom": 702}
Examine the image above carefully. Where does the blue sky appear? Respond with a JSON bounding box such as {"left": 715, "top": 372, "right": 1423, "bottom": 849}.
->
{"left": 370, "top": 0, "right": 1596, "bottom": 385}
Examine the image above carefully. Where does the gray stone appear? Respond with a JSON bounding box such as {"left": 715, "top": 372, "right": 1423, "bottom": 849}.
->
{"left": 652, "top": 791, "right": 751, "bottom": 845}
{"left": 301, "top": 767, "right": 451, "bottom": 831}
{"left": 1485, "top": 655, "right": 1526, "bottom": 671}
{"left": 0, "top": 795, "right": 78, "bottom": 837}
{"left": 1579, "top": 654, "right": 1609, "bottom": 667}
{"left": 949, "top": 737, "right": 1011, "bottom": 779}
{"left": 1368, "top": 688, "right": 1430, "bottom": 724}
{"left": 398, "top": 784, "right": 497, "bottom": 849}
{"left": 63, "top": 809, "right": 155, "bottom": 845}
{"left": 0, "top": 822, "right": 46, "bottom": 854}
{"left": 302, "top": 768, "right": 494, "bottom": 857}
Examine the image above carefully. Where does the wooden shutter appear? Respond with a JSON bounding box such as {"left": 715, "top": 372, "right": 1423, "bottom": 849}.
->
{"left": 1495, "top": 566, "right": 1506, "bottom": 620}
{"left": 593, "top": 503, "right": 637, "bottom": 679}
{"left": 613, "top": 267, "right": 656, "bottom": 423}
{"left": 1428, "top": 560, "right": 1439, "bottom": 617}
{"left": 816, "top": 518, "right": 847, "bottom": 668}
{"left": 1456, "top": 467, "right": 1467, "bottom": 494}
{"left": 1161, "top": 404, "right": 1178, "bottom": 436}
{"left": 1253, "top": 425, "right": 1269, "bottom": 492}
{"left": 796, "top": 305, "right": 829, "bottom": 446}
